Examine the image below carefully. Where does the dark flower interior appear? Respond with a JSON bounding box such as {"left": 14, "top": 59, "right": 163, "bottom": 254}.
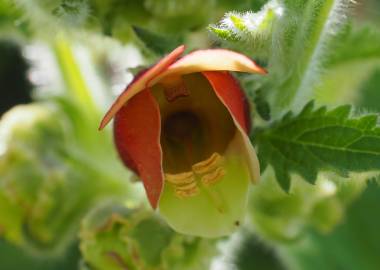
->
{"left": 152, "top": 73, "right": 236, "bottom": 174}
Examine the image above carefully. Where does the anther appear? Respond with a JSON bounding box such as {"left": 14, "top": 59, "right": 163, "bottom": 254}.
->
{"left": 202, "top": 167, "right": 226, "bottom": 187}
{"left": 175, "top": 182, "right": 199, "bottom": 198}
{"left": 175, "top": 185, "right": 199, "bottom": 198}
{"left": 192, "top": 152, "right": 224, "bottom": 175}
{"left": 176, "top": 181, "right": 198, "bottom": 191}
{"left": 165, "top": 171, "right": 199, "bottom": 198}
{"left": 165, "top": 171, "right": 194, "bottom": 185}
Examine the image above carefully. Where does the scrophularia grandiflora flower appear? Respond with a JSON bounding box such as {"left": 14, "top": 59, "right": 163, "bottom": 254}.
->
{"left": 99, "top": 45, "right": 266, "bottom": 237}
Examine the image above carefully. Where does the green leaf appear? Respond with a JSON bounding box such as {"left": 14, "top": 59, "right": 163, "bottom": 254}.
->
{"left": 358, "top": 68, "right": 380, "bottom": 112}
{"left": 253, "top": 89, "right": 271, "bottom": 121}
{"left": 132, "top": 26, "right": 183, "bottom": 55}
{"left": 255, "top": 101, "right": 380, "bottom": 190}
{"left": 279, "top": 180, "right": 380, "bottom": 270}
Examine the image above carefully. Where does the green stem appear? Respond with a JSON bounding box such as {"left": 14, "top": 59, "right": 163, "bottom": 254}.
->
{"left": 273, "top": 0, "right": 348, "bottom": 116}
{"left": 53, "top": 35, "right": 99, "bottom": 115}
{"left": 291, "top": 0, "right": 337, "bottom": 108}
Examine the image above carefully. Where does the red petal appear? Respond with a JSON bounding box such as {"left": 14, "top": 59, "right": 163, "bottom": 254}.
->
{"left": 149, "top": 48, "right": 267, "bottom": 86}
{"left": 99, "top": 45, "right": 185, "bottom": 130}
{"left": 202, "top": 71, "right": 260, "bottom": 183}
{"left": 113, "top": 89, "right": 163, "bottom": 208}
{"left": 202, "top": 71, "right": 251, "bottom": 133}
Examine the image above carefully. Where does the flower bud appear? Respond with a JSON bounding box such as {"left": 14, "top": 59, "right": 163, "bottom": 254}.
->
{"left": 80, "top": 201, "right": 217, "bottom": 270}
{"left": 248, "top": 167, "right": 368, "bottom": 242}
{"left": 0, "top": 103, "right": 129, "bottom": 255}
{"left": 209, "top": 0, "right": 284, "bottom": 57}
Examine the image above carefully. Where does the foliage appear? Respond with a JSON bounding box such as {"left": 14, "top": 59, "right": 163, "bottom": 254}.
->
{"left": 279, "top": 180, "right": 380, "bottom": 270}
{"left": 0, "top": 102, "right": 131, "bottom": 255}
{"left": 80, "top": 201, "right": 217, "bottom": 270}
{"left": 0, "top": 0, "right": 379, "bottom": 269}
{"left": 315, "top": 24, "right": 380, "bottom": 105}
{"left": 255, "top": 101, "right": 380, "bottom": 190}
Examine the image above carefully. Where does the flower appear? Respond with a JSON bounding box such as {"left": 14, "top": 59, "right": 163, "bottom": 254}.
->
{"left": 99, "top": 45, "right": 266, "bottom": 237}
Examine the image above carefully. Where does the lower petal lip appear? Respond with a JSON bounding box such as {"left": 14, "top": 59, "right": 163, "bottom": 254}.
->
{"left": 158, "top": 131, "right": 252, "bottom": 237}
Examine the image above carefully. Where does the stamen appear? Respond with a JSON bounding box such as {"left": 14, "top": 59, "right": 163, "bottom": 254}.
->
{"left": 165, "top": 171, "right": 199, "bottom": 198}
{"left": 176, "top": 181, "right": 198, "bottom": 191}
{"left": 202, "top": 167, "right": 226, "bottom": 187}
{"left": 175, "top": 185, "right": 199, "bottom": 198}
{"left": 165, "top": 171, "right": 194, "bottom": 185}
{"left": 165, "top": 152, "right": 226, "bottom": 199}
{"left": 192, "top": 152, "right": 224, "bottom": 175}
{"left": 175, "top": 181, "right": 199, "bottom": 198}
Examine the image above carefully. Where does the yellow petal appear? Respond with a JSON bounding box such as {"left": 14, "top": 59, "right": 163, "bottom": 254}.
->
{"left": 235, "top": 124, "right": 260, "bottom": 184}
{"left": 158, "top": 131, "right": 254, "bottom": 237}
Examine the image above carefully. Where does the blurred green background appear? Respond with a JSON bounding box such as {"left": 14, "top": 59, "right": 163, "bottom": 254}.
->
{"left": 0, "top": 0, "right": 379, "bottom": 269}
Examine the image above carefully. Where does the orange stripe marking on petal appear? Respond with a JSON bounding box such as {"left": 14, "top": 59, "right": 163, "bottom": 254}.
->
{"left": 99, "top": 45, "right": 185, "bottom": 130}
{"left": 113, "top": 89, "right": 163, "bottom": 208}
